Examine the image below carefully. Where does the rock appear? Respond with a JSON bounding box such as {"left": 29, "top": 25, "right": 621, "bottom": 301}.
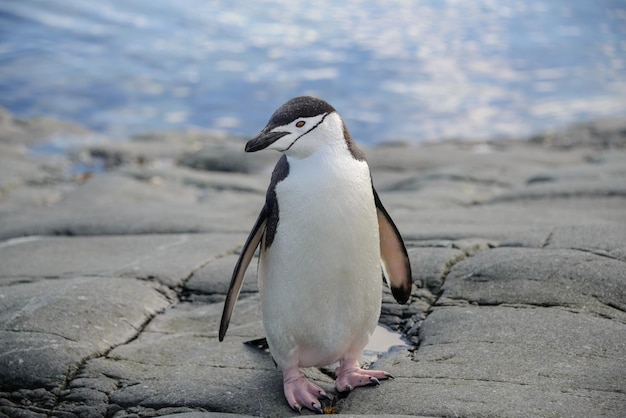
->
{"left": 529, "top": 117, "right": 626, "bottom": 149}
{"left": 178, "top": 139, "right": 278, "bottom": 174}
{"left": 185, "top": 253, "right": 259, "bottom": 300}
{"left": 343, "top": 306, "right": 626, "bottom": 417}
{"left": 0, "top": 170, "right": 265, "bottom": 240}
{"left": 0, "top": 234, "right": 245, "bottom": 288}
{"left": 390, "top": 193, "right": 626, "bottom": 245}
{"left": 546, "top": 224, "right": 626, "bottom": 261}
{"left": 0, "top": 106, "right": 92, "bottom": 147}
{"left": 407, "top": 247, "right": 466, "bottom": 293}
{"left": 440, "top": 247, "right": 626, "bottom": 321}
{"left": 490, "top": 178, "right": 626, "bottom": 202}
{"left": 81, "top": 130, "right": 226, "bottom": 169}
{"left": 57, "top": 295, "right": 333, "bottom": 417}
{"left": 370, "top": 142, "right": 589, "bottom": 208}
{"left": 119, "top": 165, "right": 268, "bottom": 194}
{"left": 0, "top": 144, "right": 58, "bottom": 189}
{"left": 494, "top": 150, "right": 626, "bottom": 201}
{"left": 0, "top": 276, "right": 172, "bottom": 391}
{"left": 0, "top": 143, "right": 72, "bottom": 217}
{"left": 2, "top": 117, "right": 626, "bottom": 417}
{"left": 80, "top": 129, "right": 278, "bottom": 174}
{"left": 157, "top": 413, "right": 260, "bottom": 418}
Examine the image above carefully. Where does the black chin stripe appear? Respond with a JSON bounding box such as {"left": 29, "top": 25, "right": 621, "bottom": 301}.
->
{"left": 281, "top": 112, "right": 331, "bottom": 152}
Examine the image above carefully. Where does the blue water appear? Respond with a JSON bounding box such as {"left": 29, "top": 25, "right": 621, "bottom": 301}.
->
{"left": 1, "top": 0, "right": 625, "bottom": 145}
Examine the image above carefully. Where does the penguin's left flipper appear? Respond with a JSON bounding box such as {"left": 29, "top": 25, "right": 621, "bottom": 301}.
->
{"left": 373, "top": 188, "right": 412, "bottom": 304}
{"left": 219, "top": 205, "right": 268, "bottom": 341}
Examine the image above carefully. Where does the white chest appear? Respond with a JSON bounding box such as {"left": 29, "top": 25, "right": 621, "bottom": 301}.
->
{"left": 271, "top": 151, "right": 379, "bottom": 277}
{"left": 258, "top": 150, "right": 383, "bottom": 366}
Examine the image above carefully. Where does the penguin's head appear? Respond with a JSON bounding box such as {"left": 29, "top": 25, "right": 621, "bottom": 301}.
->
{"left": 246, "top": 96, "right": 357, "bottom": 159}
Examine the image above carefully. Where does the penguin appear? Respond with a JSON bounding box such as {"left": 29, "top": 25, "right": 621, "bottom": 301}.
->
{"left": 219, "top": 96, "right": 412, "bottom": 414}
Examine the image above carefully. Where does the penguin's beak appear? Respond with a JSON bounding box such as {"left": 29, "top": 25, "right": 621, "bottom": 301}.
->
{"left": 245, "top": 130, "right": 289, "bottom": 152}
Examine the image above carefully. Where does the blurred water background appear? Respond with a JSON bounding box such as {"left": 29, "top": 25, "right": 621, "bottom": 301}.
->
{"left": 1, "top": 0, "right": 625, "bottom": 145}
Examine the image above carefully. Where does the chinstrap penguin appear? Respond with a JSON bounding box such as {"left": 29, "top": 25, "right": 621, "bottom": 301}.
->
{"left": 219, "top": 96, "right": 412, "bottom": 413}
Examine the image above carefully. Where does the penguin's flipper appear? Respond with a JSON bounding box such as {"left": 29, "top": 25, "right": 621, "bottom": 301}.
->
{"left": 219, "top": 205, "right": 268, "bottom": 341}
{"left": 373, "top": 188, "right": 412, "bottom": 304}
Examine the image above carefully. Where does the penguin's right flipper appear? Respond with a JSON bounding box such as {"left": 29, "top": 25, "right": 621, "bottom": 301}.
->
{"left": 219, "top": 205, "right": 268, "bottom": 341}
{"left": 373, "top": 188, "right": 413, "bottom": 304}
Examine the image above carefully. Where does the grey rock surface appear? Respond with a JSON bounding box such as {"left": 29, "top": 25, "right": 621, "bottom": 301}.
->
{"left": 440, "top": 247, "right": 626, "bottom": 318}
{"left": 0, "top": 233, "right": 245, "bottom": 288}
{"left": 0, "top": 105, "right": 92, "bottom": 146}
{"left": 0, "top": 276, "right": 173, "bottom": 391}
{"left": 0, "top": 108, "right": 625, "bottom": 417}
{"left": 346, "top": 306, "right": 625, "bottom": 417}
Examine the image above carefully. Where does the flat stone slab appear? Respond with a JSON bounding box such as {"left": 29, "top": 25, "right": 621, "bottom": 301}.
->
{"left": 440, "top": 247, "right": 626, "bottom": 321}
{"left": 52, "top": 295, "right": 336, "bottom": 417}
{"left": 546, "top": 224, "right": 626, "bottom": 261}
{"left": 0, "top": 276, "right": 173, "bottom": 391}
{"left": 186, "top": 253, "right": 259, "bottom": 300}
{"left": 0, "top": 170, "right": 266, "bottom": 240}
{"left": 344, "top": 306, "right": 626, "bottom": 417}
{"left": 0, "top": 233, "right": 245, "bottom": 288}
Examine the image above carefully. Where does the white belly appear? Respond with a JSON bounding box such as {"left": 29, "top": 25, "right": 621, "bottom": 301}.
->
{"left": 259, "top": 154, "right": 381, "bottom": 369}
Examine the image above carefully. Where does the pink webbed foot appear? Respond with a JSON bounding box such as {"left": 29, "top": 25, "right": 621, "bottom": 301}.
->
{"left": 335, "top": 359, "right": 392, "bottom": 393}
{"left": 283, "top": 368, "right": 330, "bottom": 414}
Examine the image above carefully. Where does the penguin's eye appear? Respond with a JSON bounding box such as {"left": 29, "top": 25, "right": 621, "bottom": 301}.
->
{"left": 295, "top": 120, "right": 305, "bottom": 128}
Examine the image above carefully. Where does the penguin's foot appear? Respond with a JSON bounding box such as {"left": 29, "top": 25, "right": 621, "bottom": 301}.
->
{"left": 283, "top": 367, "right": 330, "bottom": 414}
{"left": 334, "top": 359, "right": 392, "bottom": 393}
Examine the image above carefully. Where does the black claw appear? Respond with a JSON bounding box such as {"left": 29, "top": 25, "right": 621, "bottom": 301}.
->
{"left": 369, "top": 376, "right": 381, "bottom": 385}
{"left": 291, "top": 404, "right": 302, "bottom": 414}
{"left": 385, "top": 372, "right": 394, "bottom": 379}
{"left": 319, "top": 391, "right": 332, "bottom": 401}
{"left": 312, "top": 403, "right": 324, "bottom": 414}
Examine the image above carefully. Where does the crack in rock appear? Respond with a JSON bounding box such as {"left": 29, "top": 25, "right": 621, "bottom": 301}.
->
{"left": 381, "top": 239, "right": 492, "bottom": 347}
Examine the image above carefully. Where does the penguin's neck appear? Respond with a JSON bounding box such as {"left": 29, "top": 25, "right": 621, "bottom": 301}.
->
{"left": 287, "top": 141, "right": 359, "bottom": 173}
{"left": 283, "top": 145, "right": 372, "bottom": 199}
